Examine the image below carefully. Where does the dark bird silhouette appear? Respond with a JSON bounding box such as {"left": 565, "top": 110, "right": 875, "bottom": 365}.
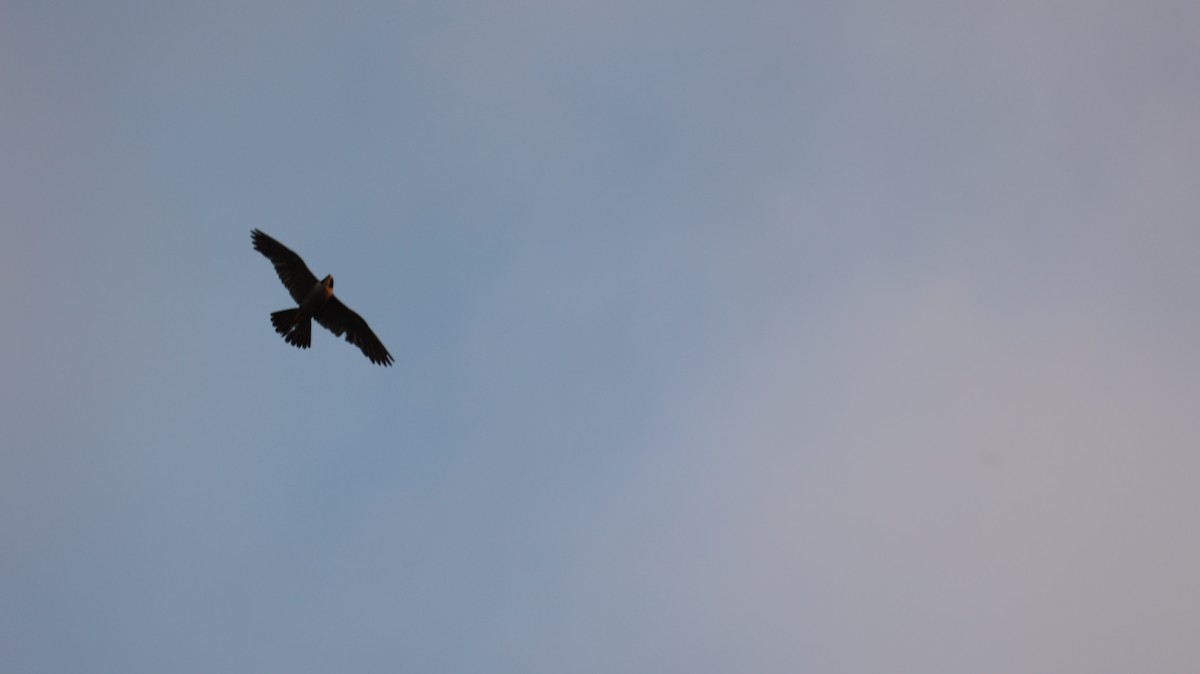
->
{"left": 252, "top": 229, "right": 393, "bottom": 366}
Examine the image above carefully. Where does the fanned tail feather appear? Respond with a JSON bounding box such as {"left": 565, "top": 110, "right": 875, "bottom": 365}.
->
{"left": 270, "top": 309, "right": 312, "bottom": 349}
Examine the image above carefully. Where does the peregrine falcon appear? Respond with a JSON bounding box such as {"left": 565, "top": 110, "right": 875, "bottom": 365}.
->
{"left": 252, "top": 229, "right": 394, "bottom": 366}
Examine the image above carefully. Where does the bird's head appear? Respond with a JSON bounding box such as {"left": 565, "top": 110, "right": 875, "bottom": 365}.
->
{"left": 322, "top": 275, "right": 334, "bottom": 290}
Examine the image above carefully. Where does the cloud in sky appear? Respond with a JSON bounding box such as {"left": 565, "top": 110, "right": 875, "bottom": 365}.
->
{"left": 1, "top": 1, "right": 1198, "bottom": 672}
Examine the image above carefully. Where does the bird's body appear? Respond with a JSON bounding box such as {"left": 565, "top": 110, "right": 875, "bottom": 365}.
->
{"left": 252, "top": 229, "right": 393, "bottom": 366}
{"left": 295, "top": 275, "right": 335, "bottom": 323}
{"left": 304, "top": 277, "right": 334, "bottom": 309}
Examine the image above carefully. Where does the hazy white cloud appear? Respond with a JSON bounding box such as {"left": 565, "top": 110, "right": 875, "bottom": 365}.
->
{"left": 553, "top": 261, "right": 1200, "bottom": 671}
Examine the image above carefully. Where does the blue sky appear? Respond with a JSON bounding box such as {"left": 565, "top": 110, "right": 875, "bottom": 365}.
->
{"left": 3, "top": 1, "right": 1199, "bottom": 671}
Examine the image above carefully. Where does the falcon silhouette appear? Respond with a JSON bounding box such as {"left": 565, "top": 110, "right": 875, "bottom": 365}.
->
{"left": 252, "top": 229, "right": 393, "bottom": 366}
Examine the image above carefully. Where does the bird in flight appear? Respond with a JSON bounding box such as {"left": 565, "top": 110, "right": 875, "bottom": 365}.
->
{"left": 252, "top": 229, "right": 393, "bottom": 366}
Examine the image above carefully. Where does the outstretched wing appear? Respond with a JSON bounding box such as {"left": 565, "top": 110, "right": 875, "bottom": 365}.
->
{"left": 315, "top": 297, "right": 394, "bottom": 366}
{"left": 251, "top": 229, "right": 320, "bottom": 304}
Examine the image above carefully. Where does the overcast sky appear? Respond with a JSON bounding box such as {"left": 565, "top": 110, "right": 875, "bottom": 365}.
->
{"left": 3, "top": 1, "right": 1199, "bottom": 672}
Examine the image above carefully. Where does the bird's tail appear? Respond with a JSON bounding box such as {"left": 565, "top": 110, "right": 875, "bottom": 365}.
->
{"left": 270, "top": 309, "right": 312, "bottom": 349}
